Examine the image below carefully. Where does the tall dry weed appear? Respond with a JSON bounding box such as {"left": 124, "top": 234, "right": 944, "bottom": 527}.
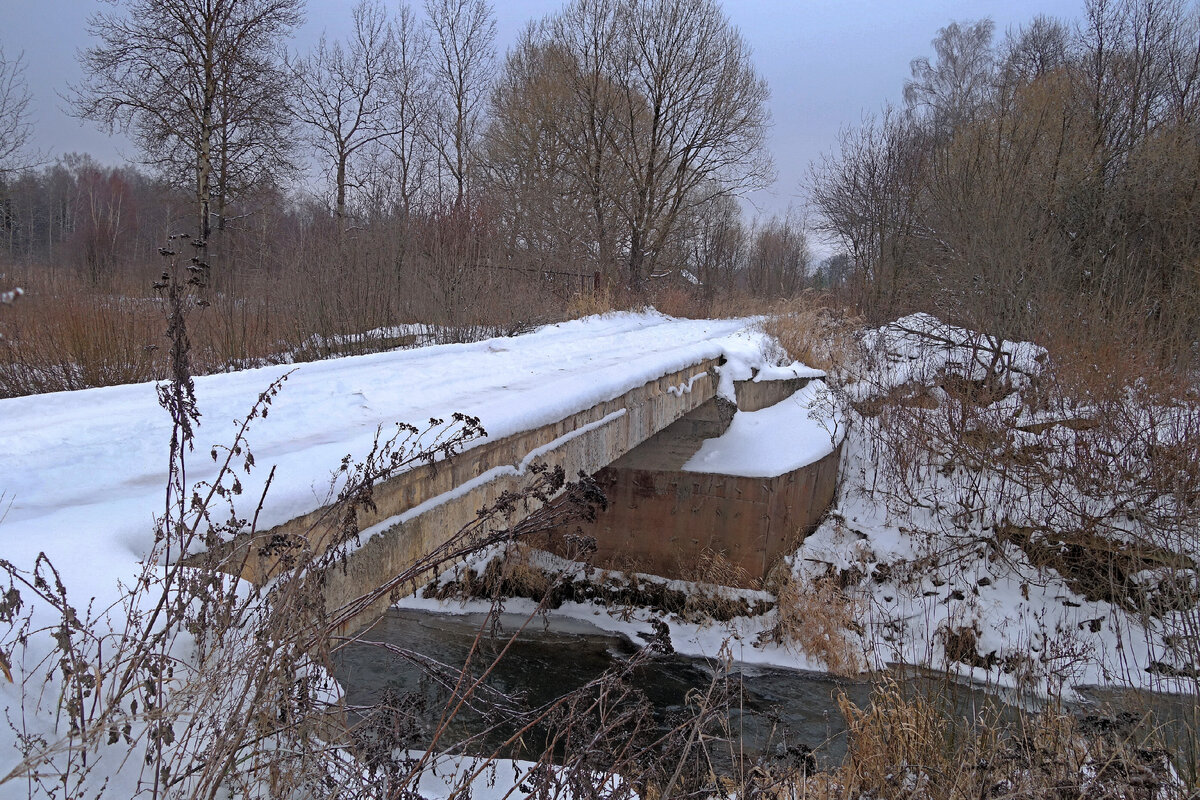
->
{"left": 809, "top": 678, "right": 1184, "bottom": 800}
{"left": 565, "top": 285, "right": 617, "bottom": 319}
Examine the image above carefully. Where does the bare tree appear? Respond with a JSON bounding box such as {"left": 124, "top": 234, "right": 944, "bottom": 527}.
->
{"left": 545, "top": 0, "right": 628, "bottom": 277}
{"left": 686, "top": 190, "right": 744, "bottom": 298}
{"left": 608, "top": 0, "right": 772, "bottom": 290}
{"left": 293, "top": 0, "right": 410, "bottom": 226}
{"left": 73, "top": 0, "right": 303, "bottom": 245}
{"left": 485, "top": 24, "right": 618, "bottom": 278}
{"left": 424, "top": 0, "right": 496, "bottom": 206}
{"left": 487, "top": 0, "right": 772, "bottom": 292}
{"left": 0, "top": 43, "right": 32, "bottom": 177}
{"left": 378, "top": 4, "right": 437, "bottom": 219}
{"left": 814, "top": 1, "right": 1200, "bottom": 362}
{"left": 904, "top": 19, "right": 997, "bottom": 132}
{"left": 999, "top": 15, "right": 1071, "bottom": 92}
{"left": 809, "top": 107, "right": 928, "bottom": 317}
{"left": 744, "top": 212, "right": 809, "bottom": 297}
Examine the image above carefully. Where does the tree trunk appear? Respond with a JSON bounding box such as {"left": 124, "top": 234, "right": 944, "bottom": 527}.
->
{"left": 628, "top": 227, "right": 644, "bottom": 292}
{"left": 336, "top": 153, "right": 348, "bottom": 226}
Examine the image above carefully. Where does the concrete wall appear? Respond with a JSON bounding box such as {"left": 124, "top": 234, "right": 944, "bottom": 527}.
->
{"left": 733, "top": 376, "right": 813, "bottom": 412}
{"left": 544, "top": 444, "right": 842, "bottom": 587}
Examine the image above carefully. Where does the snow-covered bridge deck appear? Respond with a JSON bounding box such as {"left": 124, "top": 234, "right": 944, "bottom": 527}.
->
{"left": 1, "top": 313, "right": 810, "bottom": 624}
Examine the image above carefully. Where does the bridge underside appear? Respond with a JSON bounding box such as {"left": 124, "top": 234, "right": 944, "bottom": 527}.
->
{"left": 541, "top": 376, "right": 840, "bottom": 587}
{"left": 540, "top": 448, "right": 841, "bottom": 587}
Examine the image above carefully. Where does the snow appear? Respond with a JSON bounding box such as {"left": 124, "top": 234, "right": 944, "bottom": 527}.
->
{"left": 683, "top": 380, "right": 844, "bottom": 477}
{"left": 788, "top": 318, "right": 1198, "bottom": 700}
{"left": 0, "top": 310, "right": 822, "bottom": 797}
{"left": 849, "top": 312, "right": 1045, "bottom": 402}
{"left": 2, "top": 306, "right": 1193, "bottom": 795}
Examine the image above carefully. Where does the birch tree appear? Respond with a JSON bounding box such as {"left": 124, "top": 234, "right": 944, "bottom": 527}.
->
{"left": 0, "top": 43, "right": 32, "bottom": 177}
{"left": 73, "top": 0, "right": 302, "bottom": 245}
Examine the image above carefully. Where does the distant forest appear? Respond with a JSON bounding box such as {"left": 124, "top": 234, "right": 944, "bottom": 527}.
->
{"left": 1, "top": 0, "right": 1199, "bottom": 394}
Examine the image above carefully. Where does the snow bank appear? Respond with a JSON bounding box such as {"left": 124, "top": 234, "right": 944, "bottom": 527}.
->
{"left": 683, "top": 380, "right": 844, "bottom": 477}
{"left": 850, "top": 312, "right": 1045, "bottom": 401}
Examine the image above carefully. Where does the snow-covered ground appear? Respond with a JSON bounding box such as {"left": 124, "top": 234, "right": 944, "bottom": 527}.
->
{"left": 801, "top": 315, "right": 1199, "bottom": 698}
{"left": 1, "top": 308, "right": 1194, "bottom": 797}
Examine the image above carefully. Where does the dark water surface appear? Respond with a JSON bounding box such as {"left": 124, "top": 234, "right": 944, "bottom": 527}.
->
{"left": 332, "top": 608, "right": 1005, "bottom": 766}
{"left": 333, "top": 608, "right": 1200, "bottom": 783}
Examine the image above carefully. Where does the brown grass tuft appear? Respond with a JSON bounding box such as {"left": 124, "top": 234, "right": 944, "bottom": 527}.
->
{"left": 565, "top": 286, "right": 617, "bottom": 319}
{"left": 766, "top": 573, "right": 864, "bottom": 676}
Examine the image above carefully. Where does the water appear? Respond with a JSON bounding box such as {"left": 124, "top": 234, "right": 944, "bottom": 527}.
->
{"left": 332, "top": 608, "right": 1200, "bottom": 786}
{"left": 332, "top": 608, "right": 997, "bottom": 767}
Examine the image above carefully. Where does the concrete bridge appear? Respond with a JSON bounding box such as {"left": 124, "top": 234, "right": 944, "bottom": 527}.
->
{"left": 233, "top": 358, "right": 839, "bottom": 630}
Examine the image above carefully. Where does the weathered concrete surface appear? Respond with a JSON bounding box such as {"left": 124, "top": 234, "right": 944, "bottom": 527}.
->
{"left": 733, "top": 376, "right": 814, "bottom": 413}
{"left": 230, "top": 357, "right": 724, "bottom": 627}
{"left": 545, "top": 444, "right": 842, "bottom": 587}
{"left": 606, "top": 397, "right": 738, "bottom": 472}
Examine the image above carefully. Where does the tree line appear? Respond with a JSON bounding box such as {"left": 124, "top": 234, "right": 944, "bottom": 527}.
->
{"left": 811, "top": 0, "right": 1200, "bottom": 367}
{"left": 0, "top": 0, "right": 819, "bottom": 303}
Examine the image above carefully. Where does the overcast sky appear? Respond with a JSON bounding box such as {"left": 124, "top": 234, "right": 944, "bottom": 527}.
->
{"left": 3, "top": 0, "right": 1085, "bottom": 221}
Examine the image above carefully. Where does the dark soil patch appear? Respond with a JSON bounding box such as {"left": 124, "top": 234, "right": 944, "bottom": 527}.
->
{"left": 996, "top": 524, "right": 1196, "bottom": 615}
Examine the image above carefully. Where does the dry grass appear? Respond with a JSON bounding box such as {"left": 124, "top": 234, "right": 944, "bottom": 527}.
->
{"left": 676, "top": 547, "right": 755, "bottom": 589}
{"left": 675, "top": 548, "right": 762, "bottom": 622}
{"left": 790, "top": 678, "right": 1186, "bottom": 800}
{"left": 835, "top": 679, "right": 958, "bottom": 795}
{"left": 480, "top": 543, "right": 555, "bottom": 600}
{"left": 0, "top": 258, "right": 586, "bottom": 398}
{"left": 564, "top": 285, "right": 617, "bottom": 318}
{"left": 767, "top": 573, "right": 864, "bottom": 676}
{"left": 0, "top": 287, "right": 164, "bottom": 395}
{"left": 762, "top": 295, "right": 863, "bottom": 373}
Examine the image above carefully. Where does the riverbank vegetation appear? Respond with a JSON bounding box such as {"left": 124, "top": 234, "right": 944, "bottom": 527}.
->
{"left": 789, "top": 0, "right": 1200, "bottom": 785}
